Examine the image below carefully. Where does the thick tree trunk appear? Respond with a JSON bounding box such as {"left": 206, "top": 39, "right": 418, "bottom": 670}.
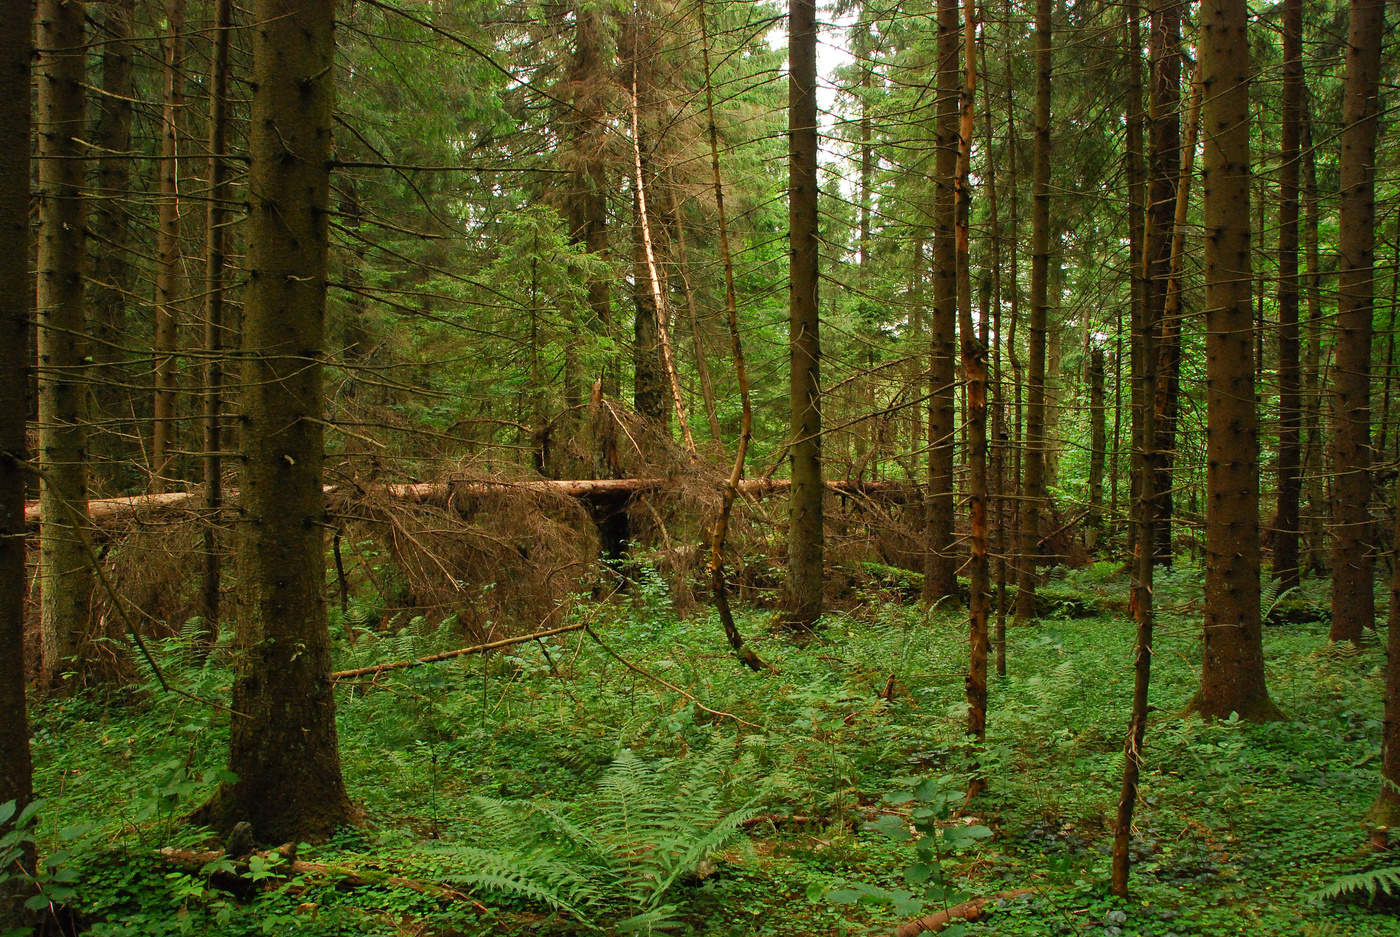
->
{"left": 1329, "top": 0, "right": 1384, "bottom": 644}
{"left": 1144, "top": 0, "right": 1180, "bottom": 566}
{"left": 152, "top": 0, "right": 186, "bottom": 492}
{"left": 208, "top": 0, "right": 352, "bottom": 843}
{"left": 923, "top": 0, "right": 959, "bottom": 603}
{"left": 89, "top": 0, "right": 136, "bottom": 491}
{"left": 1274, "top": 0, "right": 1303, "bottom": 590}
{"left": 0, "top": 5, "right": 34, "bottom": 925}
{"left": 36, "top": 0, "right": 94, "bottom": 689}
{"left": 1193, "top": 0, "right": 1278, "bottom": 722}
{"left": 632, "top": 179, "right": 667, "bottom": 428}
{"left": 1015, "top": 0, "right": 1051, "bottom": 625}
{"left": 786, "top": 0, "right": 823, "bottom": 629}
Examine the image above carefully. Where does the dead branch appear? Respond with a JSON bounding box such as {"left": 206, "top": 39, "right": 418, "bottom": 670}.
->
{"left": 892, "top": 888, "right": 1034, "bottom": 937}
{"left": 328, "top": 621, "right": 587, "bottom": 682}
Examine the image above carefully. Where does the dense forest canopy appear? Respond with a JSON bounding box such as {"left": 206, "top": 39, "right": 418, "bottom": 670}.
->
{"left": 4, "top": 0, "right": 1400, "bottom": 933}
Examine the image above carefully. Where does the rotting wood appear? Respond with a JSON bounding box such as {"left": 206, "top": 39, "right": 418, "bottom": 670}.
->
{"left": 25, "top": 478, "right": 915, "bottom": 530}
{"left": 892, "top": 888, "right": 1033, "bottom": 937}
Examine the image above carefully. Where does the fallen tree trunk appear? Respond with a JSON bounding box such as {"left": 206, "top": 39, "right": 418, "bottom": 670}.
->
{"left": 24, "top": 478, "right": 916, "bottom": 530}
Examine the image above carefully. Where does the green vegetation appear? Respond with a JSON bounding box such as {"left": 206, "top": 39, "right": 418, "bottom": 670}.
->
{"left": 12, "top": 564, "right": 1398, "bottom": 936}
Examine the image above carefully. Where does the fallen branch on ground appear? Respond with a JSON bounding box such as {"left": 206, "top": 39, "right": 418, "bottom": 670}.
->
{"left": 156, "top": 846, "right": 489, "bottom": 911}
{"left": 328, "top": 621, "right": 587, "bottom": 683}
{"left": 893, "top": 888, "right": 1034, "bottom": 937}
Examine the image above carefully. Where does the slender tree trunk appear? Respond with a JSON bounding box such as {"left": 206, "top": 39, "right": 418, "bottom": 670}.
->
{"left": 89, "top": 0, "right": 136, "bottom": 492}
{"left": 1193, "top": 0, "right": 1278, "bottom": 722}
{"left": 923, "top": 0, "right": 960, "bottom": 603}
{"left": 152, "top": 0, "right": 186, "bottom": 492}
{"left": 956, "top": 0, "right": 987, "bottom": 755}
{"left": 200, "top": 0, "right": 232, "bottom": 653}
{"left": 1123, "top": 0, "right": 1145, "bottom": 561}
{"left": 981, "top": 35, "right": 1008, "bottom": 678}
{"left": 786, "top": 0, "right": 823, "bottom": 629}
{"left": 1274, "top": 0, "right": 1303, "bottom": 589}
{"left": 1329, "top": 0, "right": 1384, "bottom": 644}
{"left": 1301, "top": 109, "right": 1327, "bottom": 574}
{"left": 670, "top": 182, "right": 723, "bottom": 443}
{"left": 0, "top": 5, "right": 34, "bottom": 924}
{"left": 632, "top": 180, "right": 667, "bottom": 428}
{"left": 1371, "top": 484, "right": 1400, "bottom": 830}
{"left": 1112, "top": 0, "right": 1159, "bottom": 883}
{"left": 1088, "top": 348, "right": 1105, "bottom": 530}
{"left": 1145, "top": 0, "right": 1180, "bottom": 567}
{"left": 700, "top": 0, "right": 769, "bottom": 672}
{"left": 36, "top": 0, "right": 93, "bottom": 690}
{"left": 206, "top": 0, "right": 352, "bottom": 843}
{"left": 1015, "top": 0, "right": 1051, "bottom": 625}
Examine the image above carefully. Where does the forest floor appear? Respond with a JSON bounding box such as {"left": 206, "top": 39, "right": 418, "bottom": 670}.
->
{"left": 23, "top": 559, "right": 1400, "bottom": 936}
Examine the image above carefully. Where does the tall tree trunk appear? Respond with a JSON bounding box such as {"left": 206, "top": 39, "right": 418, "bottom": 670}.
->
{"left": 1088, "top": 348, "right": 1105, "bottom": 530}
{"left": 36, "top": 0, "right": 93, "bottom": 689}
{"left": 208, "top": 0, "right": 352, "bottom": 843}
{"left": 152, "top": 0, "right": 186, "bottom": 492}
{"left": 923, "top": 0, "right": 959, "bottom": 603}
{"left": 669, "top": 182, "right": 723, "bottom": 443}
{"left": 786, "top": 0, "right": 823, "bottom": 629}
{"left": 0, "top": 4, "right": 34, "bottom": 924}
{"left": 981, "top": 35, "right": 1008, "bottom": 679}
{"left": 1329, "top": 0, "right": 1384, "bottom": 644}
{"left": 1145, "top": 0, "right": 1180, "bottom": 566}
{"left": 1112, "top": 0, "right": 1159, "bottom": 885}
{"left": 1015, "top": 0, "right": 1051, "bottom": 625}
{"left": 563, "top": 2, "right": 612, "bottom": 429}
{"left": 1371, "top": 483, "right": 1400, "bottom": 830}
{"left": 1123, "top": 0, "right": 1145, "bottom": 561}
{"left": 89, "top": 0, "right": 136, "bottom": 492}
{"left": 1193, "top": 0, "right": 1278, "bottom": 722}
{"left": 200, "top": 0, "right": 233, "bottom": 653}
{"left": 956, "top": 0, "right": 987, "bottom": 755}
{"left": 1301, "top": 109, "right": 1327, "bottom": 574}
{"left": 1273, "top": 0, "right": 1303, "bottom": 589}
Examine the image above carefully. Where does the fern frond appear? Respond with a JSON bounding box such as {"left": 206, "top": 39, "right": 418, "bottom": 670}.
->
{"left": 1316, "top": 865, "right": 1400, "bottom": 902}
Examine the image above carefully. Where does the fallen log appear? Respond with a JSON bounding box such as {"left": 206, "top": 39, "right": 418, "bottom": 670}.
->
{"left": 24, "top": 478, "right": 916, "bottom": 530}
{"left": 893, "top": 888, "right": 1034, "bottom": 937}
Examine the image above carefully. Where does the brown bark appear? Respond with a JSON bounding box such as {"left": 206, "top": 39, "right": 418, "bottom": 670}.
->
{"left": 0, "top": 3, "right": 34, "bottom": 925}
{"left": 1144, "top": 0, "right": 1180, "bottom": 566}
{"left": 1301, "top": 110, "right": 1327, "bottom": 574}
{"left": 699, "top": 0, "right": 769, "bottom": 672}
{"left": 36, "top": 0, "right": 93, "bottom": 689}
{"left": 1329, "top": 0, "right": 1384, "bottom": 644}
{"left": 1192, "top": 0, "right": 1278, "bottom": 722}
{"left": 923, "top": 0, "right": 959, "bottom": 603}
{"left": 1015, "top": 0, "right": 1051, "bottom": 625}
{"left": 786, "top": 0, "right": 823, "bottom": 629}
{"left": 1112, "top": 0, "right": 1157, "bottom": 894}
{"left": 1371, "top": 487, "right": 1400, "bottom": 830}
{"left": 206, "top": 0, "right": 352, "bottom": 843}
{"left": 893, "top": 889, "right": 1033, "bottom": 937}
{"left": 200, "top": 0, "right": 233, "bottom": 653}
{"left": 1088, "top": 349, "right": 1105, "bottom": 528}
{"left": 956, "top": 0, "right": 986, "bottom": 752}
{"left": 1274, "top": 0, "right": 1303, "bottom": 590}
{"left": 89, "top": 0, "right": 136, "bottom": 490}
{"left": 152, "top": 0, "right": 186, "bottom": 492}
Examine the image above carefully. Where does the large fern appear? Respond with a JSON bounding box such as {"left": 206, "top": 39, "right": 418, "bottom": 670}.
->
{"left": 1316, "top": 865, "right": 1400, "bottom": 903}
{"left": 429, "top": 740, "right": 766, "bottom": 932}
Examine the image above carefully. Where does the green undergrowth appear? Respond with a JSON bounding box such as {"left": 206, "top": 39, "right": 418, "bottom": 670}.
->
{"left": 17, "top": 561, "right": 1400, "bottom": 936}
